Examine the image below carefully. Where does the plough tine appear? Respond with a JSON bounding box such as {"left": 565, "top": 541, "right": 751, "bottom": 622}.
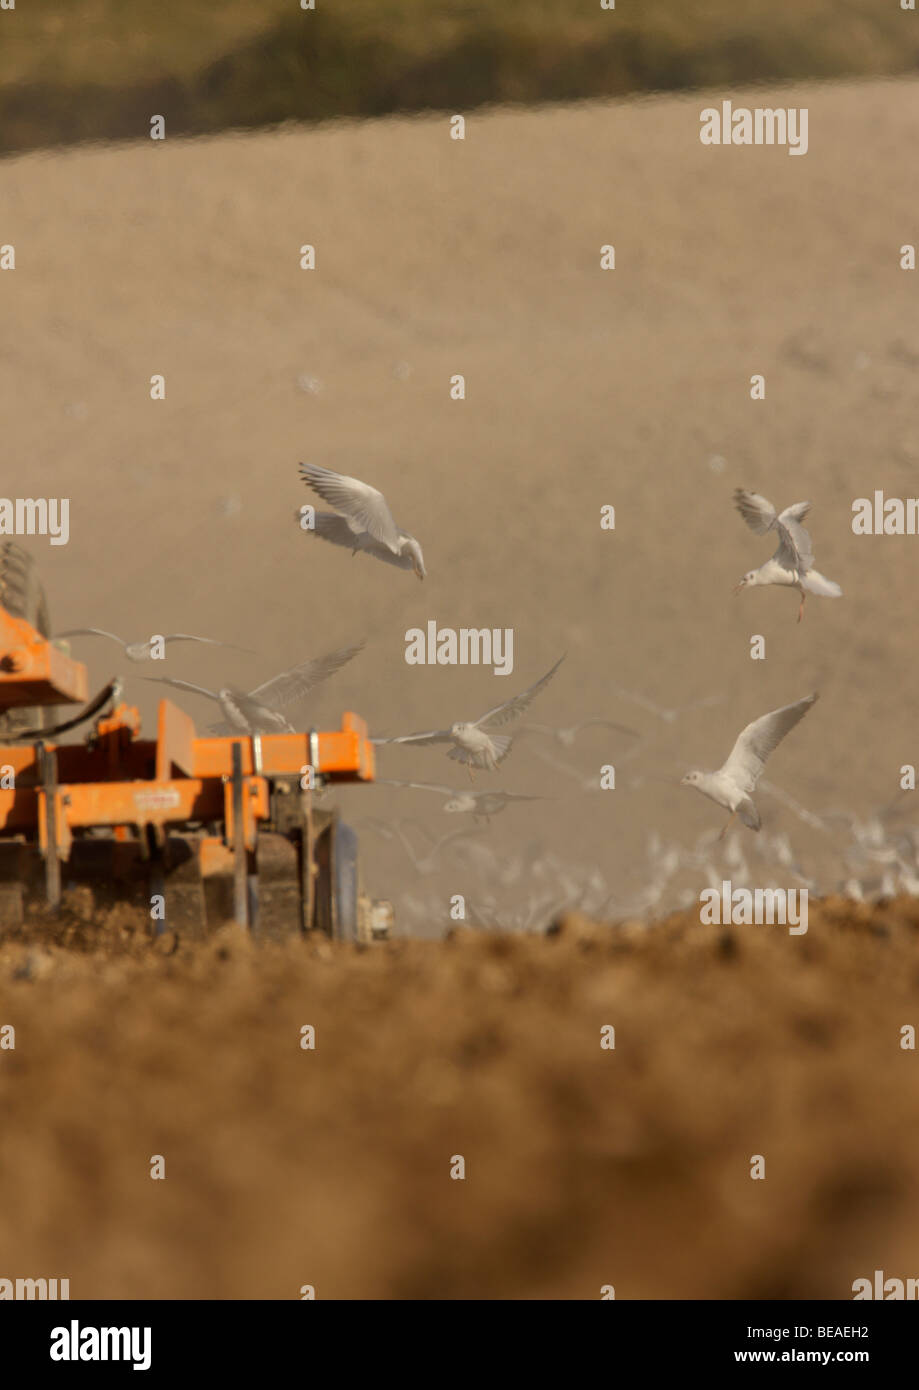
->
{"left": 231, "top": 741, "right": 249, "bottom": 929}
{"left": 38, "top": 742, "right": 61, "bottom": 909}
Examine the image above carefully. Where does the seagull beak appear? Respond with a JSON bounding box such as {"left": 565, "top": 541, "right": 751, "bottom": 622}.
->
{"left": 732, "top": 579, "right": 745, "bottom": 596}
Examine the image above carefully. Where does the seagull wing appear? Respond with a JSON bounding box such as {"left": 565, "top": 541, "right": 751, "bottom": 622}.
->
{"left": 371, "top": 730, "right": 453, "bottom": 747}
{"left": 432, "top": 827, "right": 482, "bottom": 851}
{"left": 577, "top": 718, "right": 641, "bottom": 737}
{"left": 490, "top": 792, "right": 546, "bottom": 802}
{"left": 720, "top": 694, "right": 818, "bottom": 795}
{"left": 733, "top": 489, "right": 778, "bottom": 535}
{"left": 682, "top": 693, "right": 725, "bottom": 715}
{"left": 298, "top": 512, "right": 416, "bottom": 569}
{"left": 609, "top": 686, "right": 667, "bottom": 719}
{"left": 516, "top": 718, "right": 637, "bottom": 740}
{"left": 56, "top": 628, "right": 125, "bottom": 646}
{"left": 299, "top": 463, "right": 401, "bottom": 553}
{"left": 248, "top": 641, "right": 364, "bottom": 709}
{"left": 162, "top": 634, "right": 253, "bottom": 651}
{"left": 376, "top": 778, "right": 460, "bottom": 795}
{"left": 476, "top": 654, "right": 566, "bottom": 729}
{"left": 140, "top": 676, "right": 219, "bottom": 700}
{"left": 777, "top": 500, "right": 812, "bottom": 527}
{"left": 774, "top": 505, "right": 815, "bottom": 571}
{"left": 298, "top": 510, "right": 363, "bottom": 549}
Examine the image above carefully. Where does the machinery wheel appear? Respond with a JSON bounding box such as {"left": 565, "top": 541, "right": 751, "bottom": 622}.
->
{"left": 313, "top": 816, "right": 361, "bottom": 942}
{"left": 0, "top": 541, "right": 54, "bottom": 736}
{"left": 331, "top": 820, "right": 361, "bottom": 943}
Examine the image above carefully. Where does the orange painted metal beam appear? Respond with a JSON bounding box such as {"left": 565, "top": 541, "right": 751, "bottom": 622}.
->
{"left": 0, "top": 703, "right": 375, "bottom": 839}
{"left": 6, "top": 778, "right": 268, "bottom": 847}
{"left": 0, "top": 610, "right": 88, "bottom": 708}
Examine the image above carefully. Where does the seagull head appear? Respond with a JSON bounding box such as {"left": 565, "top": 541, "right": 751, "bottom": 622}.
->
{"left": 125, "top": 641, "right": 154, "bottom": 661}
{"left": 733, "top": 571, "right": 757, "bottom": 595}
{"left": 451, "top": 721, "right": 472, "bottom": 738}
{"left": 680, "top": 770, "right": 703, "bottom": 787}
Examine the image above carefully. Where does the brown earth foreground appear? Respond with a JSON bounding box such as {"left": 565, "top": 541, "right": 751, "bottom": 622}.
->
{"left": 1, "top": 899, "right": 917, "bottom": 1300}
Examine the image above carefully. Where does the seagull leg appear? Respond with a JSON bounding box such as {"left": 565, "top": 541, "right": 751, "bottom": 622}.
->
{"left": 718, "top": 812, "right": 737, "bottom": 842}
{"left": 797, "top": 590, "right": 806, "bottom": 624}
{"left": 467, "top": 764, "right": 476, "bottom": 784}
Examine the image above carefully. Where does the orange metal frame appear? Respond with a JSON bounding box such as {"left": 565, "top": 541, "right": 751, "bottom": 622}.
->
{"left": 0, "top": 701, "right": 375, "bottom": 851}
{"left": 0, "top": 706, "right": 375, "bottom": 856}
{"left": 0, "top": 608, "right": 375, "bottom": 871}
{"left": 0, "top": 608, "right": 88, "bottom": 709}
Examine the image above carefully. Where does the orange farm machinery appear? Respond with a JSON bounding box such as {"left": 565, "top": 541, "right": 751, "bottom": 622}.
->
{"left": 0, "top": 544, "right": 390, "bottom": 941}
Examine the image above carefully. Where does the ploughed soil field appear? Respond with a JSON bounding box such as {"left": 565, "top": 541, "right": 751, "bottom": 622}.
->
{"left": 1, "top": 897, "right": 917, "bottom": 1299}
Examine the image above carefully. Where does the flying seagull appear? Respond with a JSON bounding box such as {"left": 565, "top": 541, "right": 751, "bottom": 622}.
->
{"left": 142, "top": 642, "right": 363, "bottom": 734}
{"left": 609, "top": 687, "right": 724, "bottom": 724}
{"left": 296, "top": 463, "right": 426, "bottom": 579}
{"left": 517, "top": 717, "right": 638, "bottom": 747}
{"left": 55, "top": 629, "right": 251, "bottom": 662}
{"left": 732, "top": 489, "right": 842, "bottom": 622}
{"left": 377, "top": 779, "right": 546, "bottom": 822}
{"left": 372, "top": 654, "right": 566, "bottom": 775}
{"left": 681, "top": 693, "right": 818, "bottom": 835}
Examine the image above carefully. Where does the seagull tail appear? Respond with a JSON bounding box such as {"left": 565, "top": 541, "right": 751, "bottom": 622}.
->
{"left": 805, "top": 570, "right": 842, "bottom": 598}
{"left": 738, "top": 798, "right": 761, "bottom": 831}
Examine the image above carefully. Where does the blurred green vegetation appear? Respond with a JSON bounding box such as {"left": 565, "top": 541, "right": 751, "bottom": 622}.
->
{"left": 1, "top": 0, "right": 917, "bottom": 154}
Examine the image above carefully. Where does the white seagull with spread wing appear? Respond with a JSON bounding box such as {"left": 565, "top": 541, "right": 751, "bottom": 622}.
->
{"left": 732, "top": 489, "right": 841, "bottom": 622}
{"left": 372, "top": 655, "right": 565, "bottom": 776}
{"left": 142, "top": 643, "right": 363, "bottom": 734}
{"left": 56, "top": 629, "right": 250, "bottom": 662}
{"left": 681, "top": 693, "right": 818, "bottom": 835}
{"left": 377, "top": 779, "right": 546, "bottom": 822}
{"left": 297, "top": 463, "right": 426, "bottom": 579}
